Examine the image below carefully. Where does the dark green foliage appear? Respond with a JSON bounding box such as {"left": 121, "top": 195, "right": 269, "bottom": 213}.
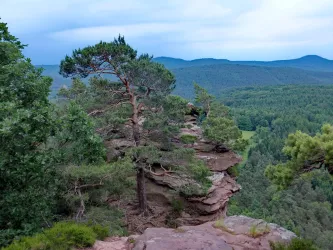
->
{"left": 0, "top": 21, "right": 57, "bottom": 246}
{"left": 270, "top": 238, "right": 318, "bottom": 250}
{"left": 60, "top": 159, "right": 135, "bottom": 219}
{"left": 90, "top": 224, "right": 109, "bottom": 240}
{"left": 179, "top": 183, "right": 208, "bottom": 197}
{"left": 180, "top": 134, "right": 197, "bottom": 144}
{"left": 193, "top": 83, "right": 246, "bottom": 151}
{"left": 52, "top": 102, "right": 106, "bottom": 165}
{"left": 225, "top": 85, "right": 333, "bottom": 250}
{"left": 171, "top": 198, "right": 184, "bottom": 214}
{"left": 84, "top": 207, "right": 128, "bottom": 236}
{"left": 194, "top": 82, "right": 214, "bottom": 115}
{"left": 172, "top": 65, "right": 333, "bottom": 99}
{"left": 202, "top": 116, "right": 246, "bottom": 150}
{"left": 266, "top": 124, "right": 333, "bottom": 189}
{"left": 221, "top": 85, "right": 333, "bottom": 133}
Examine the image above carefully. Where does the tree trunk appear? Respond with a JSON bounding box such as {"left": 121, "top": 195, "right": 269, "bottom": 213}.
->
{"left": 136, "top": 166, "right": 147, "bottom": 215}
{"left": 130, "top": 96, "right": 147, "bottom": 214}
{"left": 131, "top": 96, "right": 140, "bottom": 146}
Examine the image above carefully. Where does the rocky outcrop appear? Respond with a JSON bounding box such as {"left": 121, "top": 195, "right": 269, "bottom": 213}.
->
{"left": 144, "top": 113, "right": 241, "bottom": 224}
{"left": 86, "top": 216, "right": 296, "bottom": 250}
{"left": 188, "top": 172, "right": 240, "bottom": 214}
{"left": 105, "top": 111, "right": 242, "bottom": 226}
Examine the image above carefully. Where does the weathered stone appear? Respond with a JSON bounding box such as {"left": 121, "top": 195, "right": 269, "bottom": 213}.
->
{"left": 131, "top": 216, "right": 296, "bottom": 250}
{"left": 132, "top": 227, "right": 232, "bottom": 250}
{"left": 187, "top": 173, "right": 240, "bottom": 214}
{"left": 145, "top": 170, "right": 197, "bottom": 189}
{"left": 86, "top": 237, "right": 129, "bottom": 250}
{"left": 197, "top": 151, "right": 242, "bottom": 171}
{"left": 217, "top": 216, "right": 297, "bottom": 250}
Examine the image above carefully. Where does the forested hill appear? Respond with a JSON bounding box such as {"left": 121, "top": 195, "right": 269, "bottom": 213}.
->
{"left": 39, "top": 55, "right": 333, "bottom": 97}
{"left": 154, "top": 55, "right": 333, "bottom": 72}
{"left": 172, "top": 64, "right": 333, "bottom": 98}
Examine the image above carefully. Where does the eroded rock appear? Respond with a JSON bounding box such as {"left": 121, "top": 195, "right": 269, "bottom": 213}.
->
{"left": 132, "top": 227, "right": 232, "bottom": 250}
{"left": 188, "top": 172, "right": 240, "bottom": 214}
{"left": 132, "top": 216, "right": 296, "bottom": 250}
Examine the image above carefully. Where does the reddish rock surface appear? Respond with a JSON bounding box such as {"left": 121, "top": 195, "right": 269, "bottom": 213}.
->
{"left": 86, "top": 216, "right": 296, "bottom": 250}
{"left": 188, "top": 172, "right": 240, "bottom": 214}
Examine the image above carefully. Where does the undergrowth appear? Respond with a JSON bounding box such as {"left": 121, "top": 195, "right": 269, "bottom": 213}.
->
{"left": 2, "top": 221, "right": 109, "bottom": 250}
{"left": 270, "top": 237, "right": 318, "bottom": 250}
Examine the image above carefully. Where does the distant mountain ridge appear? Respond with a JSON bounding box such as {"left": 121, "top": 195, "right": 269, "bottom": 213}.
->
{"left": 38, "top": 55, "right": 333, "bottom": 97}
{"left": 153, "top": 55, "right": 333, "bottom": 72}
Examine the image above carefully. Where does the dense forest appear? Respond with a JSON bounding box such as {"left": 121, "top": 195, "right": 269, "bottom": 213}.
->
{"left": 222, "top": 85, "right": 333, "bottom": 249}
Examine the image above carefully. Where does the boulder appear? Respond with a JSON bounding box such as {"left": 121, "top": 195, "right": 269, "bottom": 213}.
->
{"left": 215, "top": 216, "right": 297, "bottom": 250}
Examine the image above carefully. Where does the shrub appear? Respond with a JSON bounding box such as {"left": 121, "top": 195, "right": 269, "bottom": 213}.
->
{"left": 227, "top": 165, "right": 239, "bottom": 177}
{"left": 45, "top": 222, "right": 96, "bottom": 249}
{"left": 84, "top": 206, "right": 128, "bottom": 236}
{"left": 180, "top": 134, "right": 197, "bottom": 144}
{"left": 2, "top": 222, "right": 101, "bottom": 250}
{"left": 2, "top": 233, "right": 50, "bottom": 250}
{"left": 171, "top": 198, "right": 184, "bottom": 214}
{"left": 270, "top": 237, "right": 318, "bottom": 250}
{"left": 179, "top": 183, "right": 207, "bottom": 197}
{"left": 90, "top": 224, "right": 109, "bottom": 240}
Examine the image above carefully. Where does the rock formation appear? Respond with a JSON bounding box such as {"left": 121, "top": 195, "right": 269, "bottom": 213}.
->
{"left": 145, "top": 113, "right": 242, "bottom": 224}
{"left": 86, "top": 216, "right": 296, "bottom": 250}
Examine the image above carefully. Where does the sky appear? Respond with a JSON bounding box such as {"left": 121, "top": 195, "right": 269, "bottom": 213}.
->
{"left": 1, "top": 0, "right": 333, "bottom": 64}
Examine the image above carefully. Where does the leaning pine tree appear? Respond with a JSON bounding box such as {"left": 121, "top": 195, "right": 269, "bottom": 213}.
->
{"left": 59, "top": 36, "right": 177, "bottom": 214}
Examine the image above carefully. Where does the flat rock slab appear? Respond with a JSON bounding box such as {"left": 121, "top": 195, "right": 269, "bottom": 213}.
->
{"left": 133, "top": 227, "right": 232, "bottom": 250}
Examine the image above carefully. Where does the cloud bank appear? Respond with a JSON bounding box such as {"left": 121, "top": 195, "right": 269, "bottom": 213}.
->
{"left": 1, "top": 0, "right": 332, "bottom": 64}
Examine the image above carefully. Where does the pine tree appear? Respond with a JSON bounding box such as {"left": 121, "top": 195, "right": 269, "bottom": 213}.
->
{"left": 266, "top": 124, "right": 333, "bottom": 189}
{"left": 59, "top": 37, "right": 176, "bottom": 213}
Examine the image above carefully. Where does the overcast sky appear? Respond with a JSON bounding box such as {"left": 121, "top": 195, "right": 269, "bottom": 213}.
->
{"left": 1, "top": 0, "right": 333, "bottom": 64}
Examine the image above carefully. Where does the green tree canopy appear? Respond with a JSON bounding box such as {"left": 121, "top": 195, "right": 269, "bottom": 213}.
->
{"left": 266, "top": 124, "right": 333, "bottom": 189}
{"left": 193, "top": 83, "right": 247, "bottom": 151}
{"left": 0, "top": 21, "right": 56, "bottom": 245}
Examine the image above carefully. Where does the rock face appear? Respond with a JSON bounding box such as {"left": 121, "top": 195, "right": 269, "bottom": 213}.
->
{"left": 188, "top": 172, "right": 240, "bottom": 214}
{"left": 86, "top": 216, "right": 296, "bottom": 250}
{"left": 105, "top": 111, "right": 242, "bottom": 226}
{"left": 145, "top": 113, "right": 241, "bottom": 225}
